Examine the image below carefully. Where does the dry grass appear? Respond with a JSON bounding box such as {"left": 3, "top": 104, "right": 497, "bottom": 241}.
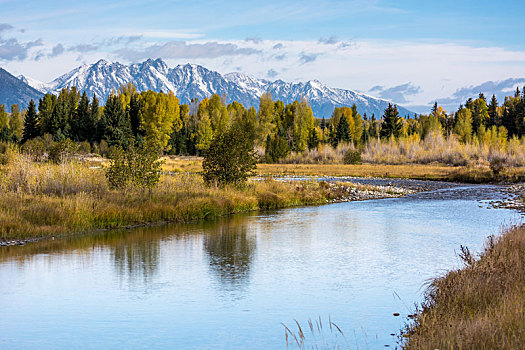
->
{"left": 403, "top": 225, "right": 525, "bottom": 350}
{"left": 364, "top": 133, "right": 525, "bottom": 167}
{"left": 0, "top": 152, "right": 365, "bottom": 241}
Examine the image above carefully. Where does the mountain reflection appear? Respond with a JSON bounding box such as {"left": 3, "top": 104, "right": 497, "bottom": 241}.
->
{"left": 203, "top": 220, "right": 256, "bottom": 290}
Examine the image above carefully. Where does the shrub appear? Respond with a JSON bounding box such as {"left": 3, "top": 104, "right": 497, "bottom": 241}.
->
{"left": 48, "top": 139, "right": 79, "bottom": 163}
{"left": 202, "top": 128, "right": 258, "bottom": 186}
{"left": 343, "top": 149, "right": 362, "bottom": 164}
{"left": 489, "top": 156, "right": 506, "bottom": 176}
{"left": 21, "top": 137, "right": 47, "bottom": 161}
{"left": 78, "top": 141, "right": 92, "bottom": 154}
{"left": 105, "top": 141, "right": 163, "bottom": 191}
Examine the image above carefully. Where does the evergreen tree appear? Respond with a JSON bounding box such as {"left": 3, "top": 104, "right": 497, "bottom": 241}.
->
{"left": 380, "top": 104, "right": 402, "bottom": 138}
{"left": 307, "top": 127, "right": 319, "bottom": 150}
{"left": 335, "top": 112, "right": 351, "bottom": 144}
{"left": 101, "top": 94, "right": 131, "bottom": 147}
{"left": 73, "top": 91, "right": 90, "bottom": 141}
{"left": 22, "top": 100, "right": 39, "bottom": 143}
{"left": 488, "top": 94, "right": 499, "bottom": 127}
{"left": 129, "top": 93, "right": 142, "bottom": 137}
{"left": 39, "top": 93, "right": 56, "bottom": 135}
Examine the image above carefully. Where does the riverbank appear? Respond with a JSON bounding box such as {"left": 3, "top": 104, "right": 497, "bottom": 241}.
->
{"left": 160, "top": 156, "right": 525, "bottom": 183}
{"left": 0, "top": 155, "right": 415, "bottom": 244}
{"left": 402, "top": 224, "right": 525, "bottom": 349}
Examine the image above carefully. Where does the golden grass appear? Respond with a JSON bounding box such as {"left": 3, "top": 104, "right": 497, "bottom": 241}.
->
{"left": 403, "top": 225, "right": 525, "bottom": 350}
{"left": 1, "top": 153, "right": 370, "bottom": 241}
{"left": 161, "top": 155, "right": 525, "bottom": 182}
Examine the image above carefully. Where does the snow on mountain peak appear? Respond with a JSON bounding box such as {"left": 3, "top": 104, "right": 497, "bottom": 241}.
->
{"left": 19, "top": 59, "right": 414, "bottom": 117}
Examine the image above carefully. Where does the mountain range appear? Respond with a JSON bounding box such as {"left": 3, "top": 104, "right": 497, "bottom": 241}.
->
{"left": 0, "top": 68, "right": 43, "bottom": 110}
{"left": 7, "top": 58, "right": 414, "bottom": 117}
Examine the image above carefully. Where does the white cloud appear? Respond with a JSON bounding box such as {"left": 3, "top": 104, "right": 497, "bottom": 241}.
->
{"left": 3, "top": 36, "right": 525, "bottom": 109}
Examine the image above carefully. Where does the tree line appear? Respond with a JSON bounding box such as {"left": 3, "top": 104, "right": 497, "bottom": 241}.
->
{"left": 0, "top": 83, "right": 524, "bottom": 163}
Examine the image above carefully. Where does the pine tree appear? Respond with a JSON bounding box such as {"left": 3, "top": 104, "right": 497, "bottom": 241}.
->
{"left": 129, "top": 93, "right": 142, "bottom": 137}
{"left": 38, "top": 94, "right": 56, "bottom": 135}
{"left": 488, "top": 94, "right": 499, "bottom": 127}
{"left": 73, "top": 91, "right": 90, "bottom": 141}
{"left": 307, "top": 127, "right": 319, "bottom": 150}
{"left": 335, "top": 112, "right": 350, "bottom": 143}
{"left": 22, "top": 100, "right": 39, "bottom": 143}
{"left": 101, "top": 94, "right": 131, "bottom": 147}
{"left": 380, "top": 104, "right": 402, "bottom": 138}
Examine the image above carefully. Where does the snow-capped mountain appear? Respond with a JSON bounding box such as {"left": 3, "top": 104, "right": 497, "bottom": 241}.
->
{"left": 20, "top": 58, "right": 414, "bottom": 117}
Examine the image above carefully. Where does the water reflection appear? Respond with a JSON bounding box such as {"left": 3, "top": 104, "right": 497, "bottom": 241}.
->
{"left": 203, "top": 218, "right": 256, "bottom": 291}
{"left": 111, "top": 230, "right": 161, "bottom": 284}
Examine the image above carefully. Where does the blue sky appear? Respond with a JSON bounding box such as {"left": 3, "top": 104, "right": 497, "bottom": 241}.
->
{"left": 1, "top": 0, "right": 524, "bottom": 112}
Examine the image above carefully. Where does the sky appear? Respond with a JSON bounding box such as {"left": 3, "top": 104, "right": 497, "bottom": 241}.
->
{"left": 1, "top": 0, "right": 524, "bottom": 113}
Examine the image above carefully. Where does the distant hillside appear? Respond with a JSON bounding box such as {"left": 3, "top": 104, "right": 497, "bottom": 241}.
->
{"left": 0, "top": 68, "right": 43, "bottom": 109}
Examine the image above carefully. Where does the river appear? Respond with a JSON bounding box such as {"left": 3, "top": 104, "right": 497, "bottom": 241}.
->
{"left": 0, "top": 183, "right": 522, "bottom": 349}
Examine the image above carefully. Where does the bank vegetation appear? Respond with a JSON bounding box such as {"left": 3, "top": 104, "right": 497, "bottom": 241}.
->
{"left": 403, "top": 225, "right": 525, "bottom": 350}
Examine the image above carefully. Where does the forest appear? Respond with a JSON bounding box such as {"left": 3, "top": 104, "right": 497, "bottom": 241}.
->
{"left": 0, "top": 83, "right": 524, "bottom": 167}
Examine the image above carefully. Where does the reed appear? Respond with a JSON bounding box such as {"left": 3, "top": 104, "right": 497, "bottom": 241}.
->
{"left": 403, "top": 224, "right": 525, "bottom": 350}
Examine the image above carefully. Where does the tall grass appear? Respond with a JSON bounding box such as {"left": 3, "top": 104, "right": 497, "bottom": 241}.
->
{"left": 0, "top": 151, "right": 367, "bottom": 241}
{"left": 281, "top": 143, "right": 356, "bottom": 164}
{"left": 363, "top": 133, "right": 525, "bottom": 166}
{"left": 403, "top": 224, "right": 525, "bottom": 349}
{"left": 276, "top": 134, "right": 525, "bottom": 167}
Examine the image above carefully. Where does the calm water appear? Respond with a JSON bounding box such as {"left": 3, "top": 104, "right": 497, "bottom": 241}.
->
{"left": 0, "top": 185, "right": 522, "bottom": 349}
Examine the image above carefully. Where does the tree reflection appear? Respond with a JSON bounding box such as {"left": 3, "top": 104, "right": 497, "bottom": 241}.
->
{"left": 111, "top": 229, "right": 161, "bottom": 285}
{"left": 203, "top": 220, "right": 256, "bottom": 290}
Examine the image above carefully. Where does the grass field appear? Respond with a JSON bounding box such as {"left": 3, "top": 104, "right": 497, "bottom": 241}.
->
{"left": 1, "top": 152, "right": 405, "bottom": 242}
{"left": 162, "top": 156, "right": 525, "bottom": 183}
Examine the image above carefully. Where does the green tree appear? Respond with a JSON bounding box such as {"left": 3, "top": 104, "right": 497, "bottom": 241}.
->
{"left": 469, "top": 98, "right": 489, "bottom": 132}
{"left": 335, "top": 113, "right": 351, "bottom": 144}
{"left": 38, "top": 93, "right": 56, "bottom": 135}
{"left": 453, "top": 108, "right": 473, "bottom": 143}
{"left": 73, "top": 91, "right": 90, "bottom": 141}
{"left": 9, "top": 104, "right": 23, "bottom": 143}
{"left": 380, "top": 104, "right": 402, "bottom": 138}
{"left": 488, "top": 94, "right": 499, "bottom": 127}
{"left": 100, "top": 94, "right": 131, "bottom": 147}
{"left": 22, "top": 100, "right": 39, "bottom": 143}
{"left": 105, "top": 140, "right": 163, "bottom": 192}
{"left": 202, "top": 125, "right": 258, "bottom": 186}
{"left": 0, "top": 104, "right": 10, "bottom": 142}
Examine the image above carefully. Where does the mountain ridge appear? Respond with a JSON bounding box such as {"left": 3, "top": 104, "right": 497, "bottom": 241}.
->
{"left": 17, "top": 58, "right": 415, "bottom": 117}
{"left": 0, "top": 68, "right": 43, "bottom": 109}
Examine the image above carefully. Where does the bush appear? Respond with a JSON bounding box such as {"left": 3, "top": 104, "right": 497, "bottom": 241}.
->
{"left": 21, "top": 138, "right": 47, "bottom": 161}
{"left": 489, "top": 156, "right": 506, "bottom": 176}
{"left": 343, "top": 149, "right": 362, "bottom": 164}
{"left": 48, "top": 139, "right": 79, "bottom": 163}
{"left": 78, "top": 141, "right": 92, "bottom": 154}
{"left": 105, "top": 141, "right": 163, "bottom": 191}
{"left": 202, "top": 128, "right": 258, "bottom": 186}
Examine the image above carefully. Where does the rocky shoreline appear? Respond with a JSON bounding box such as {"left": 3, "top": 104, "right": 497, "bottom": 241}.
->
{"left": 2, "top": 179, "right": 523, "bottom": 248}
{"left": 490, "top": 184, "right": 525, "bottom": 212}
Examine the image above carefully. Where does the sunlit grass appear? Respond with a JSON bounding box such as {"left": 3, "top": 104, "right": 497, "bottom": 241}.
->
{"left": 1, "top": 152, "right": 393, "bottom": 241}
{"left": 403, "top": 225, "right": 525, "bottom": 350}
